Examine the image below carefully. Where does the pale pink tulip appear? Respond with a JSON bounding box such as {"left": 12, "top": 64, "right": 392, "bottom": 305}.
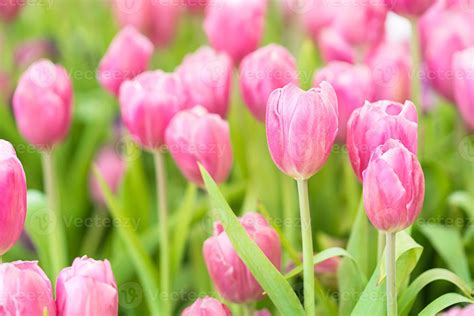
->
{"left": 453, "top": 47, "right": 474, "bottom": 131}
{"left": 182, "top": 297, "right": 232, "bottom": 316}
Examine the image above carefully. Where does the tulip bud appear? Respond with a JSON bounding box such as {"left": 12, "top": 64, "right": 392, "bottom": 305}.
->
{"left": 239, "top": 44, "right": 299, "bottom": 121}
{"left": 384, "top": 0, "right": 435, "bottom": 16}
{"left": 89, "top": 147, "right": 125, "bottom": 205}
{"left": 363, "top": 139, "right": 425, "bottom": 232}
{"left": 0, "top": 261, "right": 56, "bottom": 315}
{"left": 98, "top": 26, "right": 154, "bottom": 96}
{"left": 184, "top": 0, "right": 208, "bottom": 11}
{"left": 318, "top": 28, "right": 356, "bottom": 64}
{"left": 56, "top": 256, "right": 118, "bottom": 316}
{"left": 365, "top": 40, "right": 412, "bottom": 103}
{"left": 346, "top": 100, "right": 418, "bottom": 181}
{"left": 0, "top": 0, "right": 24, "bottom": 22}
{"left": 204, "top": 0, "right": 267, "bottom": 63}
{"left": 254, "top": 309, "right": 271, "bottom": 316}
{"left": 313, "top": 61, "right": 373, "bottom": 142}
{"left": 266, "top": 82, "right": 338, "bottom": 180}
{"left": 0, "top": 140, "right": 26, "bottom": 256}
{"left": 453, "top": 47, "right": 474, "bottom": 131}
{"left": 442, "top": 304, "right": 474, "bottom": 316}
{"left": 120, "top": 70, "right": 185, "bottom": 150}
{"left": 165, "top": 106, "right": 233, "bottom": 186}
{"left": 203, "top": 212, "right": 281, "bottom": 303}
{"left": 177, "top": 46, "right": 232, "bottom": 117}
{"left": 182, "top": 296, "right": 232, "bottom": 316}
{"left": 13, "top": 59, "right": 73, "bottom": 150}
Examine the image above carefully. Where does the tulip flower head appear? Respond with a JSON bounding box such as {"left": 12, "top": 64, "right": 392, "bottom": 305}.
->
{"left": 363, "top": 139, "right": 425, "bottom": 232}
{"left": 384, "top": 0, "right": 436, "bottom": 16}
{"left": 239, "top": 44, "right": 299, "bottom": 121}
{"left": 443, "top": 304, "right": 474, "bottom": 316}
{"left": 182, "top": 296, "right": 232, "bottom": 316}
{"left": 165, "top": 106, "right": 233, "bottom": 186}
{"left": 0, "top": 261, "right": 56, "bottom": 315}
{"left": 203, "top": 212, "right": 281, "bottom": 303}
{"left": 347, "top": 100, "right": 418, "bottom": 181}
{"left": 266, "top": 82, "right": 339, "bottom": 180}
{"left": 0, "top": 0, "right": 24, "bottom": 22}
{"left": 13, "top": 59, "right": 73, "bottom": 150}
{"left": 453, "top": 47, "right": 474, "bottom": 131}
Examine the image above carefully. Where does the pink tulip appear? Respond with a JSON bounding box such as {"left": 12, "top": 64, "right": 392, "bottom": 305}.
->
{"left": 313, "top": 61, "right": 373, "bottom": 142}
{"left": 184, "top": 0, "right": 208, "bottom": 11}
{"left": 363, "top": 139, "right": 425, "bottom": 232}
{"left": 176, "top": 46, "right": 233, "bottom": 117}
{"left": 384, "top": 0, "right": 435, "bottom": 16}
{"left": 13, "top": 59, "right": 73, "bottom": 149}
{"left": 0, "top": 0, "right": 24, "bottom": 22}
{"left": 203, "top": 212, "right": 281, "bottom": 303}
{"left": 90, "top": 146, "right": 126, "bottom": 205}
{"left": 0, "top": 261, "right": 56, "bottom": 315}
{"left": 165, "top": 106, "right": 233, "bottom": 186}
{"left": 98, "top": 26, "right": 154, "bottom": 96}
{"left": 314, "top": 257, "right": 340, "bottom": 276}
{"left": 266, "top": 82, "right": 338, "bottom": 180}
{"left": 0, "top": 140, "right": 26, "bottom": 256}
{"left": 346, "top": 100, "right": 418, "bottom": 181}
{"left": 56, "top": 256, "right": 118, "bottom": 316}
{"left": 453, "top": 47, "right": 474, "bottom": 131}
{"left": 419, "top": 2, "right": 474, "bottom": 100}
{"left": 120, "top": 70, "right": 185, "bottom": 150}
{"left": 365, "top": 40, "right": 412, "bottom": 104}
{"left": 239, "top": 44, "right": 299, "bottom": 121}
{"left": 443, "top": 304, "right": 474, "bottom": 316}
{"left": 254, "top": 309, "right": 271, "bottom": 316}
{"left": 318, "top": 28, "right": 356, "bottom": 64}
{"left": 182, "top": 297, "right": 232, "bottom": 316}
{"left": 204, "top": 0, "right": 267, "bottom": 63}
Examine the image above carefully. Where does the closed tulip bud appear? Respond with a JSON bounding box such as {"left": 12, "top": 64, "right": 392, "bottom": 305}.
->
{"left": 384, "top": 0, "right": 435, "bottom": 16}
{"left": 313, "top": 61, "right": 373, "bottom": 142}
{"left": 318, "top": 28, "right": 356, "bottom": 64}
{"left": 453, "top": 47, "right": 474, "bottom": 131}
{"left": 98, "top": 26, "right": 154, "bottom": 96}
{"left": 363, "top": 139, "right": 425, "bottom": 232}
{"left": 56, "top": 257, "right": 118, "bottom": 316}
{"left": 182, "top": 297, "right": 232, "bottom": 316}
{"left": 177, "top": 46, "right": 232, "bottom": 117}
{"left": 89, "top": 147, "right": 125, "bottom": 205}
{"left": 366, "top": 40, "right": 412, "bottom": 103}
{"left": 13, "top": 59, "right": 73, "bottom": 150}
{"left": 203, "top": 212, "right": 281, "bottom": 303}
{"left": 120, "top": 70, "right": 185, "bottom": 150}
{"left": 442, "top": 304, "right": 474, "bottom": 316}
{"left": 165, "top": 106, "right": 233, "bottom": 186}
{"left": 0, "top": 0, "right": 24, "bottom": 22}
{"left": 266, "top": 82, "right": 338, "bottom": 180}
{"left": 0, "top": 261, "right": 56, "bottom": 315}
{"left": 239, "top": 44, "right": 299, "bottom": 121}
{"left": 0, "top": 140, "right": 26, "bottom": 256}
{"left": 347, "top": 100, "right": 418, "bottom": 181}
{"left": 204, "top": 0, "right": 267, "bottom": 63}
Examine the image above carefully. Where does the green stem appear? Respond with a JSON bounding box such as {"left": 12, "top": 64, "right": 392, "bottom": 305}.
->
{"left": 41, "top": 151, "right": 67, "bottom": 280}
{"left": 80, "top": 208, "right": 107, "bottom": 256}
{"left": 243, "top": 303, "right": 254, "bottom": 316}
{"left": 154, "top": 151, "right": 170, "bottom": 316}
{"left": 282, "top": 175, "right": 298, "bottom": 257}
{"left": 386, "top": 232, "right": 398, "bottom": 316}
{"left": 378, "top": 231, "right": 385, "bottom": 263}
{"left": 297, "top": 179, "right": 315, "bottom": 316}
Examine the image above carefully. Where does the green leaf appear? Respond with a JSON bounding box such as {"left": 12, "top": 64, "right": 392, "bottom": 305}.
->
{"left": 418, "top": 293, "right": 474, "bottom": 316}
{"left": 399, "top": 268, "right": 474, "bottom": 315}
{"left": 285, "top": 247, "right": 356, "bottom": 280}
{"left": 419, "top": 224, "right": 471, "bottom": 283}
{"left": 94, "top": 167, "right": 161, "bottom": 316}
{"left": 199, "top": 165, "right": 305, "bottom": 316}
{"left": 448, "top": 191, "right": 474, "bottom": 220}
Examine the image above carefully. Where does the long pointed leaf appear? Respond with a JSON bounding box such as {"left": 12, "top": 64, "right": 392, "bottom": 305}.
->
{"left": 418, "top": 293, "right": 473, "bottom": 316}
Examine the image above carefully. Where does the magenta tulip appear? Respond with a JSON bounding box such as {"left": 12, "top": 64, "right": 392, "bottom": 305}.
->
{"left": 0, "top": 0, "right": 24, "bottom": 22}
{"left": 165, "top": 106, "right": 233, "bottom": 186}
{"left": 89, "top": 146, "right": 125, "bottom": 205}
{"left": 384, "top": 0, "right": 435, "bottom": 16}
{"left": 0, "top": 140, "right": 26, "bottom": 256}
{"left": 239, "top": 44, "right": 299, "bottom": 121}
{"left": 313, "top": 61, "right": 373, "bottom": 142}
{"left": 363, "top": 139, "right": 425, "bottom": 232}
{"left": 204, "top": 0, "right": 267, "bottom": 63}
{"left": 13, "top": 59, "right": 73, "bottom": 149}
{"left": 56, "top": 257, "right": 118, "bottom": 316}
{"left": 120, "top": 70, "right": 185, "bottom": 150}
{"left": 182, "top": 297, "right": 232, "bottom": 316}
{"left": 266, "top": 82, "right": 338, "bottom": 180}
{"left": 0, "top": 261, "right": 56, "bottom": 315}
{"left": 453, "top": 47, "right": 474, "bottom": 131}
{"left": 347, "top": 100, "right": 418, "bottom": 181}
{"left": 98, "top": 26, "right": 154, "bottom": 96}
{"left": 176, "top": 46, "right": 232, "bottom": 117}
{"left": 184, "top": 0, "right": 208, "bottom": 11}
{"left": 203, "top": 212, "right": 281, "bottom": 303}
{"left": 366, "top": 40, "right": 412, "bottom": 104}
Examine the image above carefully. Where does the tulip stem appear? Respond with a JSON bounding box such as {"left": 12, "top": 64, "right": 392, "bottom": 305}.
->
{"left": 377, "top": 231, "right": 385, "bottom": 262}
{"left": 41, "top": 150, "right": 68, "bottom": 280}
{"left": 154, "top": 150, "right": 170, "bottom": 316}
{"left": 243, "top": 303, "right": 254, "bottom": 316}
{"left": 385, "top": 232, "right": 397, "bottom": 316}
{"left": 80, "top": 208, "right": 107, "bottom": 256}
{"left": 297, "top": 179, "right": 315, "bottom": 316}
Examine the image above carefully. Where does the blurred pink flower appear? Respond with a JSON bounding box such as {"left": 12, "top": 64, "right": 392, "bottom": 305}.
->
{"left": 14, "top": 39, "right": 59, "bottom": 70}
{"left": 453, "top": 47, "right": 474, "bottom": 131}
{"left": 182, "top": 296, "right": 232, "bottom": 316}
{"left": 0, "top": 0, "right": 24, "bottom": 22}
{"left": 384, "top": 0, "right": 436, "bottom": 16}
{"left": 443, "top": 304, "right": 474, "bottom": 316}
